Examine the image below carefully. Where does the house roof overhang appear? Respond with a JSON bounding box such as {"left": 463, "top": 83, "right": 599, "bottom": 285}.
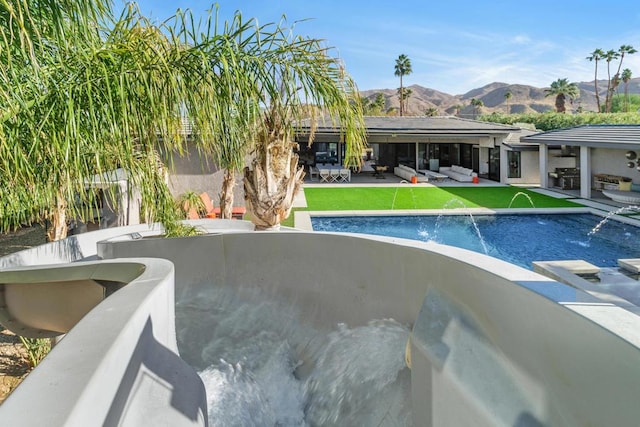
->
{"left": 294, "top": 116, "right": 519, "bottom": 144}
{"left": 521, "top": 124, "right": 640, "bottom": 150}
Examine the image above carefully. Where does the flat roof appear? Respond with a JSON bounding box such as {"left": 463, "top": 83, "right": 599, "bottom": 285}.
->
{"left": 522, "top": 124, "right": 640, "bottom": 149}
{"left": 296, "top": 116, "right": 519, "bottom": 136}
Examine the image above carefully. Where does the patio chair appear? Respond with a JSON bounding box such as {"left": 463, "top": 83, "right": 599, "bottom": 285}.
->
{"left": 339, "top": 169, "right": 351, "bottom": 182}
{"left": 330, "top": 169, "right": 340, "bottom": 182}
{"left": 309, "top": 166, "right": 319, "bottom": 181}
{"left": 319, "top": 169, "right": 331, "bottom": 183}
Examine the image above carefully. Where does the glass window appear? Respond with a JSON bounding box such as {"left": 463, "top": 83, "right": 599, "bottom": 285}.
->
{"left": 508, "top": 151, "right": 521, "bottom": 178}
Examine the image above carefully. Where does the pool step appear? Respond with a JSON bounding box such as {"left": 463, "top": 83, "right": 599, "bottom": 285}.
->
{"left": 544, "top": 260, "right": 601, "bottom": 276}
{"left": 618, "top": 258, "right": 640, "bottom": 274}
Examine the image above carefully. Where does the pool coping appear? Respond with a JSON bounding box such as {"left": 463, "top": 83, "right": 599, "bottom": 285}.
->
{"left": 294, "top": 207, "right": 640, "bottom": 231}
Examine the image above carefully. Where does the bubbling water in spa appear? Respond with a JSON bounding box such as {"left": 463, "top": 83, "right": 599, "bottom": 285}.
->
{"left": 175, "top": 284, "right": 413, "bottom": 426}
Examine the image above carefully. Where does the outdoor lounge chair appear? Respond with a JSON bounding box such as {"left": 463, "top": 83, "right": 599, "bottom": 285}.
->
{"left": 199, "top": 192, "right": 217, "bottom": 218}
{"left": 200, "top": 191, "right": 246, "bottom": 219}
{"left": 212, "top": 206, "right": 247, "bottom": 220}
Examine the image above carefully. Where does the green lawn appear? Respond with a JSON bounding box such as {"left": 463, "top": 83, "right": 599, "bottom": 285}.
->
{"left": 282, "top": 186, "right": 583, "bottom": 227}
{"left": 304, "top": 186, "right": 581, "bottom": 210}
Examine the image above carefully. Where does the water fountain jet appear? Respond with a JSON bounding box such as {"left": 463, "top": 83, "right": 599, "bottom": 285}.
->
{"left": 507, "top": 191, "right": 536, "bottom": 209}
{"left": 589, "top": 205, "right": 640, "bottom": 236}
{"left": 435, "top": 198, "right": 489, "bottom": 254}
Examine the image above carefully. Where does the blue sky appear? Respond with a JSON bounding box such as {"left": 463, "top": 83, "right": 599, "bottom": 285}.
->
{"left": 117, "top": 1, "right": 640, "bottom": 95}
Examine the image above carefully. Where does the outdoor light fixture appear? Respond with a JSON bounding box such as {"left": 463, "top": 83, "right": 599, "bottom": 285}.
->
{"left": 626, "top": 151, "right": 640, "bottom": 170}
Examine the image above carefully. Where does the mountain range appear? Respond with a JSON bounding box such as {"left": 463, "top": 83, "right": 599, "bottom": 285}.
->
{"left": 360, "top": 78, "right": 640, "bottom": 117}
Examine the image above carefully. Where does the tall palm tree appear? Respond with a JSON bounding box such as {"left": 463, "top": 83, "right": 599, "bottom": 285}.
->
{"left": 586, "top": 48, "right": 605, "bottom": 112}
{"left": 622, "top": 68, "right": 633, "bottom": 112}
{"left": 394, "top": 54, "right": 412, "bottom": 116}
{"left": 504, "top": 91, "right": 513, "bottom": 114}
{"left": 608, "top": 45, "right": 637, "bottom": 112}
{"left": 603, "top": 49, "right": 621, "bottom": 113}
{"left": 545, "top": 78, "right": 579, "bottom": 113}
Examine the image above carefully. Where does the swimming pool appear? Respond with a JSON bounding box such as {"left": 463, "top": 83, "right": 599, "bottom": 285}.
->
{"left": 311, "top": 213, "right": 640, "bottom": 269}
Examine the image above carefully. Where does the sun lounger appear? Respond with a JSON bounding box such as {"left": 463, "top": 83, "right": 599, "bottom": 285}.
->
{"left": 199, "top": 192, "right": 217, "bottom": 218}
{"left": 212, "top": 206, "right": 246, "bottom": 219}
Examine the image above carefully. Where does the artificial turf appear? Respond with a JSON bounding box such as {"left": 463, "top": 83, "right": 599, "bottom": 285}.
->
{"left": 302, "top": 186, "right": 582, "bottom": 211}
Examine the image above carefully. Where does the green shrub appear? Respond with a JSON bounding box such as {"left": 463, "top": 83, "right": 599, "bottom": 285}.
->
{"left": 481, "top": 111, "right": 640, "bottom": 131}
{"left": 19, "top": 337, "right": 51, "bottom": 368}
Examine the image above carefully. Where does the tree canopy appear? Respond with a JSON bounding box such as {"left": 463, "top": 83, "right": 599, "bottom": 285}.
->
{"left": 0, "top": 1, "right": 366, "bottom": 236}
{"left": 545, "top": 78, "right": 579, "bottom": 113}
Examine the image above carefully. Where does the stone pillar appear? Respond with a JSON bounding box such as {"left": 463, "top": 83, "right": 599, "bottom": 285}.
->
{"left": 580, "top": 146, "right": 591, "bottom": 199}
{"left": 539, "top": 143, "right": 548, "bottom": 188}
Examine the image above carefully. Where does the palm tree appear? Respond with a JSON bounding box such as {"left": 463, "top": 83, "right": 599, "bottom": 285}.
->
{"left": 396, "top": 87, "right": 413, "bottom": 114}
{"left": 587, "top": 48, "right": 605, "bottom": 112}
{"left": 0, "top": 2, "right": 207, "bottom": 239}
{"left": 504, "top": 91, "right": 513, "bottom": 114}
{"left": 241, "top": 22, "right": 367, "bottom": 230}
{"left": 394, "top": 54, "right": 412, "bottom": 116}
{"left": 372, "top": 93, "right": 386, "bottom": 114}
{"left": 545, "top": 78, "right": 579, "bottom": 113}
{"left": 622, "top": 68, "right": 633, "bottom": 112}
{"left": 470, "top": 98, "right": 484, "bottom": 119}
{"left": 603, "top": 49, "right": 621, "bottom": 113}
{"left": 608, "top": 45, "right": 637, "bottom": 112}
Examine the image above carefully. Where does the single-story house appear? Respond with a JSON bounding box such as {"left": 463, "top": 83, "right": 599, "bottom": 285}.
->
{"left": 521, "top": 125, "right": 640, "bottom": 199}
{"left": 167, "top": 116, "right": 541, "bottom": 200}
{"left": 294, "top": 116, "right": 539, "bottom": 184}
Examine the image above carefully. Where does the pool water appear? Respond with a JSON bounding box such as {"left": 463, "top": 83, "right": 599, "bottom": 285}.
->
{"left": 311, "top": 213, "right": 640, "bottom": 269}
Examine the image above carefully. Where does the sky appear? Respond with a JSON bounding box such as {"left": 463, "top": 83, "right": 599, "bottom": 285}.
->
{"left": 116, "top": 1, "right": 640, "bottom": 95}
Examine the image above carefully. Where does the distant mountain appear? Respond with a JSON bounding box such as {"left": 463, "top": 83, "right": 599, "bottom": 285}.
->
{"left": 360, "top": 78, "right": 640, "bottom": 117}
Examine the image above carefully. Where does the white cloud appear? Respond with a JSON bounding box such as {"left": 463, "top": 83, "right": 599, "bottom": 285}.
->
{"left": 512, "top": 35, "right": 531, "bottom": 44}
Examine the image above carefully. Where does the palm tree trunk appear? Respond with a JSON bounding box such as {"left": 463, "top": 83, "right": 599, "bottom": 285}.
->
{"left": 244, "top": 139, "right": 305, "bottom": 231}
{"left": 47, "top": 190, "right": 68, "bottom": 242}
{"left": 594, "top": 63, "right": 601, "bottom": 112}
{"left": 399, "top": 75, "right": 404, "bottom": 116}
{"left": 219, "top": 169, "right": 235, "bottom": 220}
{"left": 555, "top": 94, "right": 566, "bottom": 113}
{"left": 605, "top": 64, "right": 613, "bottom": 113}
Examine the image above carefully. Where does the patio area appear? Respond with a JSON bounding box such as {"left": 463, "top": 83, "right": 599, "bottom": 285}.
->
{"left": 303, "top": 167, "right": 503, "bottom": 187}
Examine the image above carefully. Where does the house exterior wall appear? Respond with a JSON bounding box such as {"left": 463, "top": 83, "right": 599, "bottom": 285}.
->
{"left": 504, "top": 150, "right": 540, "bottom": 184}
{"left": 163, "top": 145, "right": 247, "bottom": 207}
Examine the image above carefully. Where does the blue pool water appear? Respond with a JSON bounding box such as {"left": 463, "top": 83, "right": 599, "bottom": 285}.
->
{"left": 311, "top": 213, "right": 640, "bottom": 269}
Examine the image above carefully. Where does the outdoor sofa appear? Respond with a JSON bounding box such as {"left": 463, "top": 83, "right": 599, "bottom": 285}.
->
{"left": 439, "top": 165, "right": 478, "bottom": 182}
{"left": 394, "top": 164, "right": 429, "bottom": 182}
